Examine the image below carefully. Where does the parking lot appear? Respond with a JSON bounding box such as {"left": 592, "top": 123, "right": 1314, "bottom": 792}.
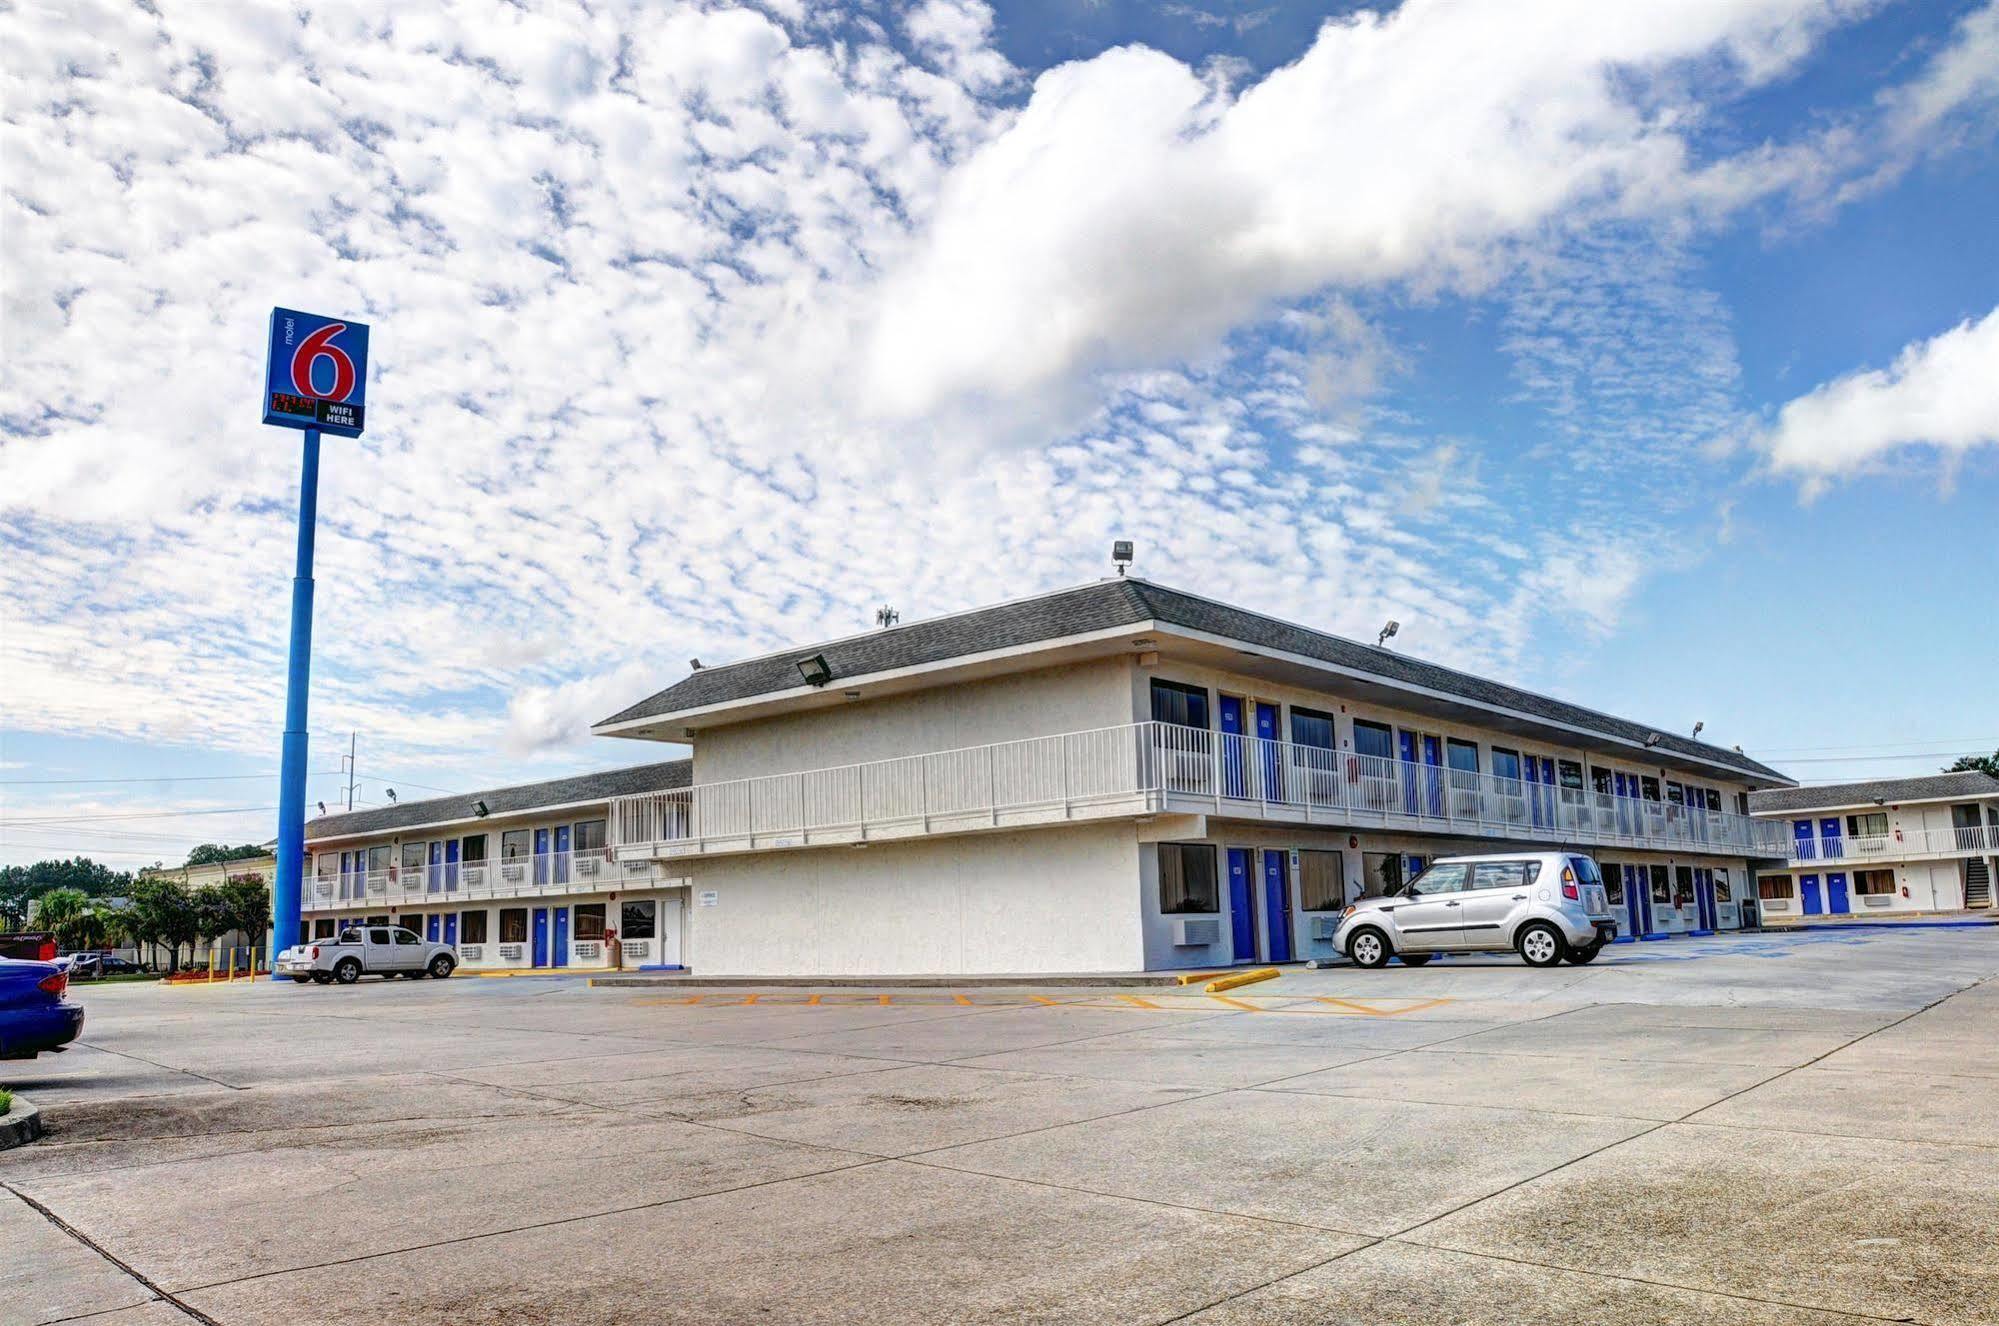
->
{"left": 7, "top": 926, "right": 1999, "bottom": 1326}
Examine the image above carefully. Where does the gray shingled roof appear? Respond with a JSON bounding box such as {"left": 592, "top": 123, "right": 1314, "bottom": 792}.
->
{"left": 304, "top": 759, "right": 691, "bottom": 841}
{"left": 1749, "top": 771, "right": 1999, "bottom": 816}
{"left": 598, "top": 578, "right": 1787, "bottom": 782}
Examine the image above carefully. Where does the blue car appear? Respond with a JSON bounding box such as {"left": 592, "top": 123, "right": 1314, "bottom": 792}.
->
{"left": 0, "top": 957, "right": 85, "bottom": 1060}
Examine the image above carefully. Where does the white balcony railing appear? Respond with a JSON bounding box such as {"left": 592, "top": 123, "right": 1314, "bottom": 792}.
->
{"left": 1782, "top": 823, "right": 1999, "bottom": 867}
{"left": 611, "top": 720, "right": 1798, "bottom": 860}
{"left": 305, "top": 850, "right": 671, "bottom": 912}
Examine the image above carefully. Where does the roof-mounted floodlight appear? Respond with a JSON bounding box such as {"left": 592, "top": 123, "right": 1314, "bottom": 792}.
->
{"left": 1643, "top": 733, "right": 1663, "bottom": 749}
{"left": 385, "top": 789, "right": 397, "bottom": 803}
{"left": 473, "top": 799, "right": 490, "bottom": 817}
{"left": 1376, "top": 620, "right": 1400, "bottom": 648}
{"left": 1691, "top": 721, "right": 1705, "bottom": 740}
{"left": 1112, "top": 540, "right": 1133, "bottom": 576}
{"left": 796, "top": 653, "right": 833, "bottom": 687}
{"left": 689, "top": 658, "right": 703, "bottom": 670}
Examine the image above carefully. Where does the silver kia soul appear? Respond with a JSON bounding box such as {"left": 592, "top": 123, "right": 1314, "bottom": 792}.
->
{"left": 1335, "top": 852, "right": 1617, "bottom": 968}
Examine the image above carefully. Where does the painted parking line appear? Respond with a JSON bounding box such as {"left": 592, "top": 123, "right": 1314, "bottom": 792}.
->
{"left": 617, "top": 991, "right": 1454, "bottom": 1016}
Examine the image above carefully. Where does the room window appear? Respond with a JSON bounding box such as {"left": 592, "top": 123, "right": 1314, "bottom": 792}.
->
{"left": 460, "top": 911, "right": 489, "bottom": 944}
{"left": 1846, "top": 812, "right": 1888, "bottom": 838}
{"left": 1704, "top": 789, "right": 1721, "bottom": 813}
{"left": 1158, "top": 844, "right": 1219, "bottom": 914}
{"left": 1447, "top": 740, "right": 1479, "bottom": 775}
{"left": 499, "top": 908, "right": 528, "bottom": 943}
{"left": 501, "top": 830, "right": 530, "bottom": 861}
{"left": 1650, "top": 866, "right": 1671, "bottom": 905}
{"left": 574, "top": 819, "right": 607, "bottom": 854}
{"left": 1291, "top": 707, "right": 1335, "bottom": 750}
{"left": 1640, "top": 777, "right": 1661, "bottom": 802}
{"left": 1353, "top": 720, "right": 1394, "bottom": 762}
{"left": 1298, "top": 850, "right": 1347, "bottom": 910}
{"left": 462, "top": 834, "right": 488, "bottom": 864}
{"left": 401, "top": 843, "right": 424, "bottom": 874}
{"left": 1602, "top": 863, "right": 1626, "bottom": 905}
{"left": 1590, "top": 767, "right": 1613, "bottom": 796}
{"left": 314, "top": 918, "right": 336, "bottom": 939}
{"left": 1489, "top": 747, "right": 1522, "bottom": 781}
{"left": 621, "top": 899, "right": 657, "bottom": 940}
{"left": 1150, "top": 680, "right": 1210, "bottom": 730}
{"left": 1713, "top": 869, "right": 1733, "bottom": 902}
{"left": 1666, "top": 782, "right": 1686, "bottom": 806}
{"left": 1854, "top": 869, "right": 1895, "bottom": 895}
{"left": 574, "top": 903, "right": 607, "bottom": 940}
{"left": 1361, "top": 851, "right": 1404, "bottom": 897}
{"left": 366, "top": 845, "right": 390, "bottom": 874}
{"left": 1557, "top": 760, "right": 1584, "bottom": 792}
{"left": 1758, "top": 876, "right": 1794, "bottom": 901}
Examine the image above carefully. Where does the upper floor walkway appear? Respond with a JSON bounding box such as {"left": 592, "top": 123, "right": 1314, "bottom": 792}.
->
{"left": 610, "top": 720, "right": 1794, "bottom": 861}
{"left": 1779, "top": 823, "right": 1999, "bottom": 868}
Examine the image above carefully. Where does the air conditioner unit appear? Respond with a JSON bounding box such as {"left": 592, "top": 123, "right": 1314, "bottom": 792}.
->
{"left": 460, "top": 945, "right": 483, "bottom": 961}
{"left": 499, "top": 944, "right": 524, "bottom": 961}
{"left": 1308, "top": 915, "right": 1342, "bottom": 940}
{"left": 501, "top": 863, "right": 525, "bottom": 881}
{"left": 1862, "top": 894, "right": 1891, "bottom": 907}
{"left": 1171, "top": 917, "right": 1220, "bottom": 946}
{"left": 576, "top": 857, "right": 599, "bottom": 875}
{"left": 574, "top": 941, "right": 601, "bottom": 960}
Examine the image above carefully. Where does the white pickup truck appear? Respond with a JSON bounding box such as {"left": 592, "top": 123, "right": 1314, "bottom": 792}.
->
{"left": 277, "top": 924, "right": 457, "bottom": 984}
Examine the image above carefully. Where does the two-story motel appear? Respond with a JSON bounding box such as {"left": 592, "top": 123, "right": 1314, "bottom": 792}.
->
{"left": 300, "top": 762, "right": 692, "bottom": 971}
{"left": 562, "top": 578, "right": 1799, "bottom": 975}
{"left": 1748, "top": 772, "right": 1999, "bottom": 920}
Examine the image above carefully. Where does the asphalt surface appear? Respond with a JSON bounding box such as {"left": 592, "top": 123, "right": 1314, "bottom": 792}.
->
{"left": 5, "top": 925, "right": 1998, "bottom": 1326}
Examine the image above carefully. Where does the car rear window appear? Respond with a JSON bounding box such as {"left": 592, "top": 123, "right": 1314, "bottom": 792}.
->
{"left": 1567, "top": 856, "right": 1604, "bottom": 886}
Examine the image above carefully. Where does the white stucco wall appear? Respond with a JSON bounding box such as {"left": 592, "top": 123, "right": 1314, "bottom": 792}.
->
{"left": 682, "top": 822, "right": 1145, "bottom": 975}
{"left": 693, "top": 658, "right": 1137, "bottom": 784}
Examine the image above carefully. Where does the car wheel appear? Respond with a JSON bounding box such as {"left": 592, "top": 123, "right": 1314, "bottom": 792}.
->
{"left": 311, "top": 972, "right": 333, "bottom": 985}
{"left": 1398, "top": 953, "right": 1433, "bottom": 966}
{"left": 289, "top": 974, "right": 312, "bottom": 984}
{"left": 1518, "top": 923, "right": 1566, "bottom": 968}
{"left": 1564, "top": 943, "right": 1603, "bottom": 965}
{"left": 1348, "top": 928, "right": 1392, "bottom": 969}
{"left": 428, "top": 955, "right": 455, "bottom": 980}
{"left": 333, "top": 958, "right": 362, "bottom": 985}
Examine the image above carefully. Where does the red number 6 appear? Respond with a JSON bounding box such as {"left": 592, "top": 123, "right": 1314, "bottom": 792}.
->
{"left": 291, "top": 323, "right": 356, "bottom": 401}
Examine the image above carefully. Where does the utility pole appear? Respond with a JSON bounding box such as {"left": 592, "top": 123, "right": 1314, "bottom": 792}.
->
{"left": 345, "top": 732, "right": 358, "bottom": 811}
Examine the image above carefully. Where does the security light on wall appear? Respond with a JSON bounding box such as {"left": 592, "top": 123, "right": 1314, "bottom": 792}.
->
{"left": 1112, "top": 540, "right": 1133, "bottom": 575}
{"left": 796, "top": 653, "right": 833, "bottom": 687}
{"left": 1643, "top": 733, "right": 1663, "bottom": 748}
{"left": 1376, "top": 620, "right": 1399, "bottom": 648}
{"left": 473, "top": 800, "right": 490, "bottom": 818}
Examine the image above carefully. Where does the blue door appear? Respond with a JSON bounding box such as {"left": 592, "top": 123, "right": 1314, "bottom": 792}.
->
{"left": 1226, "top": 848, "right": 1257, "bottom": 961}
{"left": 1801, "top": 874, "right": 1823, "bottom": 915}
{"left": 552, "top": 906, "right": 570, "bottom": 967}
{"left": 1819, "top": 818, "right": 1844, "bottom": 861}
{"left": 1219, "top": 697, "right": 1246, "bottom": 799}
{"left": 1397, "top": 731, "right": 1420, "bottom": 815}
{"left": 1255, "top": 703, "right": 1284, "bottom": 802}
{"left": 425, "top": 914, "right": 440, "bottom": 942}
{"left": 1827, "top": 872, "right": 1850, "bottom": 915}
{"left": 531, "top": 908, "right": 549, "bottom": 967}
{"left": 554, "top": 826, "right": 572, "bottom": 884}
{"left": 534, "top": 829, "right": 550, "bottom": 885}
{"left": 443, "top": 913, "right": 457, "bottom": 946}
{"left": 1261, "top": 851, "right": 1292, "bottom": 963}
{"left": 1793, "top": 819, "right": 1817, "bottom": 860}
{"left": 427, "top": 842, "right": 442, "bottom": 892}
{"left": 1422, "top": 736, "right": 1444, "bottom": 817}
{"left": 1693, "top": 869, "right": 1715, "bottom": 934}
{"left": 445, "top": 839, "right": 460, "bottom": 892}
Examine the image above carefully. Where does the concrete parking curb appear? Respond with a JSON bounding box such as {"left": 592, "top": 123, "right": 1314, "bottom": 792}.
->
{"left": 0, "top": 1097, "right": 44, "bottom": 1150}
{"left": 590, "top": 971, "right": 1193, "bottom": 989}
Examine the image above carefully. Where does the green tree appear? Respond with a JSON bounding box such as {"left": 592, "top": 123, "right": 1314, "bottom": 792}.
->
{"left": 32, "top": 887, "right": 91, "bottom": 935}
{"left": 184, "top": 843, "right": 272, "bottom": 867}
{"left": 1944, "top": 750, "right": 1999, "bottom": 778}
{"left": 0, "top": 857, "right": 132, "bottom": 927}
{"left": 127, "top": 878, "right": 200, "bottom": 973}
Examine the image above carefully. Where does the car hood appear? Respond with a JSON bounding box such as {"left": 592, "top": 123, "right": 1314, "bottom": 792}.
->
{"left": 1345, "top": 895, "right": 1397, "bottom": 913}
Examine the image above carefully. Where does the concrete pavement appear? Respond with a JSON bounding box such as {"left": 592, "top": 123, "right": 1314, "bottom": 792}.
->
{"left": 4, "top": 926, "right": 1998, "bottom": 1325}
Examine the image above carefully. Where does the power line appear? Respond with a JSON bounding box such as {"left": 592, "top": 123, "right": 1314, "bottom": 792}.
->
{"left": 0, "top": 769, "right": 347, "bottom": 787}
{"left": 1776, "top": 752, "right": 1985, "bottom": 765}
{"left": 0, "top": 805, "right": 277, "bottom": 826}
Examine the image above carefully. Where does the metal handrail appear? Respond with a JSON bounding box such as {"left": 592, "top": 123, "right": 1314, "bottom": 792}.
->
{"left": 1781, "top": 822, "right": 1999, "bottom": 865}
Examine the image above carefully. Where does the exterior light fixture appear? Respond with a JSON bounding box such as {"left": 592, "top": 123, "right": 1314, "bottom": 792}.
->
{"left": 385, "top": 789, "right": 397, "bottom": 803}
{"left": 1643, "top": 733, "right": 1663, "bottom": 748}
{"left": 1376, "top": 620, "right": 1400, "bottom": 648}
{"left": 473, "top": 799, "right": 490, "bottom": 818}
{"left": 1112, "top": 540, "right": 1133, "bottom": 575}
{"left": 689, "top": 658, "right": 703, "bottom": 670}
{"left": 1691, "top": 721, "right": 1705, "bottom": 740}
{"left": 317, "top": 801, "right": 327, "bottom": 815}
{"left": 796, "top": 653, "right": 833, "bottom": 687}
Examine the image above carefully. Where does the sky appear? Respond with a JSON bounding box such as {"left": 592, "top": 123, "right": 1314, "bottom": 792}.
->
{"left": 2, "top": 0, "right": 1996, "bottom": 870}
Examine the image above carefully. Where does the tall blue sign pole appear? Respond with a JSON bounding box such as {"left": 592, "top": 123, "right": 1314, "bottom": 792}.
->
{"left": 263, "top": 308, "right": 370, "bottom": 972}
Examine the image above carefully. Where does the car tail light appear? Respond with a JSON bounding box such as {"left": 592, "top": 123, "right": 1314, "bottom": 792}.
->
{"left": 1562, "top": 882, "right": 1580, "bottom": 900}
{"left": 37, "top": 939, "right": 56, "bottom": 962}
{"left": 309, "top": 946, "right": 320, "bottom": 960}
{"left": 37, "top": 970, "right": 68, "bottom": 997}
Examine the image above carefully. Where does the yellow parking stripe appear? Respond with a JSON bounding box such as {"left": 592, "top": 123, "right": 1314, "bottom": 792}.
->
{"left": 1204, "top": 967, "right": 1279, "bottom": 993}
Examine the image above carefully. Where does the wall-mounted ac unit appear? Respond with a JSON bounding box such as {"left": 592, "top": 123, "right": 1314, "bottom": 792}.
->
{"left": 576, "top": 857, "right": 599, "bottom": 875}
{"left": 460, "top": 944, "right": 483, "bottom": 961}
{"left": 499, "top": 944, "right": 524, "bottom": 961}
{"left": 1862, "top": 894, "right": 1892, "bottom": 907}
{"left": 1308, "top": 915, "right": 1342, "bottom": 940}
{"left": 574, "top": 941, "right": 602, "bottom": 960}
{"left": 1171, "top": 917, "right": 1220, "bottom": 946}
{"left": 501, "top": 863, "right": 525, "bottom": 881}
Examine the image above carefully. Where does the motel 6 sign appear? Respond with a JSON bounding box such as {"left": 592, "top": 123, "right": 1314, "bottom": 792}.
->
{"left": 263, "top": 307, "right": 369, "bottom": 436}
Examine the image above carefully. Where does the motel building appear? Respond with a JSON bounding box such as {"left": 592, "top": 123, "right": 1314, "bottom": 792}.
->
{"left": 1747, "top": 772, "right": 1999, "bottom": 920}
{"left": 565, "top": 578, "right": 1802, "bottom": 976}
{"left": 300, "top": 763, "right": 693, "bottom": 971}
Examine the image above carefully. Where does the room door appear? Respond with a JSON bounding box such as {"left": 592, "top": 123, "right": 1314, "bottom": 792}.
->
{"left": 1226, "top": 848, "right": 1258, "bottom": 962}
{"left": 531, "top": 907, "right": 549, "bottom": 967}
{"left": 1800, "top": 874, "right": 1823, "bottom": 915}
{"left": 1261, "top": 850, "right": 1293, "bottom": 963}
{"left": 1826, "top": 872, "right": 1850, "bottom": 915}
{"left": 1219, "top": 697, "right": 1247, "bottom": 799}
{"left": 552, "top": 906, "right": 570, "bottom": 967}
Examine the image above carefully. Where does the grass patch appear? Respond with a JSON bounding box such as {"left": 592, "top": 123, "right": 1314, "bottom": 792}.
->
{"left": 0, "top": 1089, "right": 12, "bottom": 1116}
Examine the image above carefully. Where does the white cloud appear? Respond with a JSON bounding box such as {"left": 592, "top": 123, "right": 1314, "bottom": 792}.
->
{"left": 1759, "top": 306, "right": 1999, "bottom": 492}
